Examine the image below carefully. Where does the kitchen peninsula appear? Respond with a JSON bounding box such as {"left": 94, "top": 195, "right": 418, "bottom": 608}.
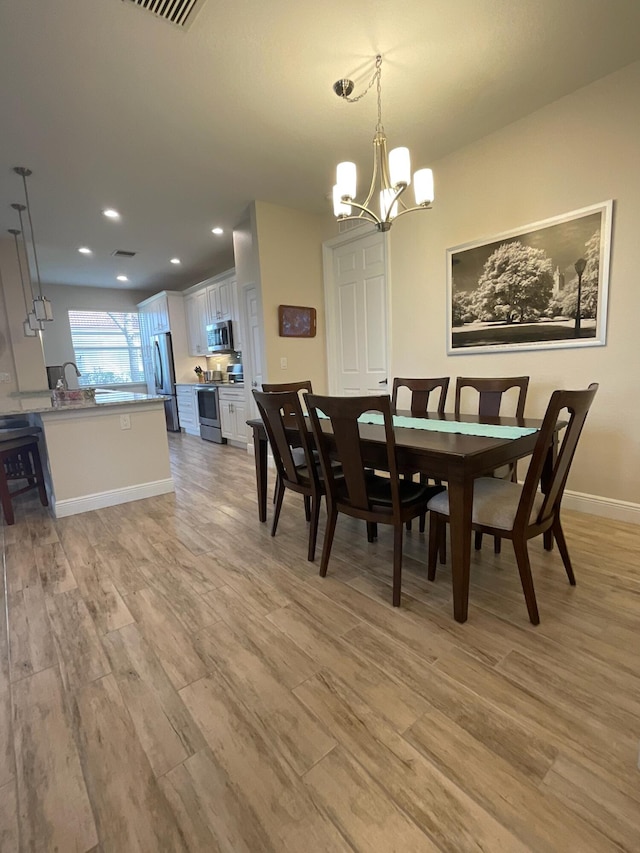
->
{"left": 1, "top": 389, "right": 174, "bottom": 517}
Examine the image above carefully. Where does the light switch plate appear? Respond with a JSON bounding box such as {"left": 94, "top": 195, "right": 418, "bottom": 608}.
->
{"left": 280, "top": 357, "right": 288, "bottom": 370}
{"left": 120, "top": 414, "right": 131, "bottom": 430}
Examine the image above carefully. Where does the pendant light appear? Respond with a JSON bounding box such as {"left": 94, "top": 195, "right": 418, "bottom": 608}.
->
{"left": 8, "top": 227, "right": 38, "bottom": 336}
{"left": 10, "top": 203, "right": 43, "bottom": 334}
{"left": 331, "top": 55, "right": 434, "bottom": 232}
{"left": 13, "top": 166, "right": 54, "bottom": 322}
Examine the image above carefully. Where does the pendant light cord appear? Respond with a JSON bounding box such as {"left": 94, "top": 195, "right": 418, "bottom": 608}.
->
{"left": 9, "top": 228, "right": 32, "bottom": 315}
{"left": 19, "top": 171, "right": 44, "bottom": 300}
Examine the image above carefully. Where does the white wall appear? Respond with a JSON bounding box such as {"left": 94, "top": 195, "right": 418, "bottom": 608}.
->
{"left": 388, "top": 60, "right": 640, "bottom": 508}
{"left": 41, "top": 283, "right": 149, "bottom": 389}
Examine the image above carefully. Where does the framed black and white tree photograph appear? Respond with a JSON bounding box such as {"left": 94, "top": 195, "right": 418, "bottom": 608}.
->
{"left": 447, "top": 200, "right": 613, "bottom": 354}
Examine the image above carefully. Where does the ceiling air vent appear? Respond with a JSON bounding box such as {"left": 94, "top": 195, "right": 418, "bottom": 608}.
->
{"left": 122, "top": 0, "right": 205, "bottom": 29}
{"left": 112, "top": 249, "right": 137, "bottom": 258}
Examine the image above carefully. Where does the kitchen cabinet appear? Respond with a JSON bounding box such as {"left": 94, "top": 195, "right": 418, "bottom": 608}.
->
{"left": 175, "top": 384, "right": 200, "bottom": 436}
{"left": 182, "top": 269, "right": 242, "bottom": 356}
{"left": 137, "top": 291, "right": 195, "bottom": 393}
{"left": 185, "top": 290, "right": 208, "bottom": 357}
{"left": 218, "top": 386, "right": 247, "bottom": 446}
{"left": 206, "top": 278, "right": 231, "bottom": 323}
{"left": 140, "top": 292, "right": 169, "bottom": 335}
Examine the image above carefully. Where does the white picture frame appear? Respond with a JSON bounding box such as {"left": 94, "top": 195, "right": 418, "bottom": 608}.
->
{"left": 447, "top": 200, "right": 613, "bottom": 354}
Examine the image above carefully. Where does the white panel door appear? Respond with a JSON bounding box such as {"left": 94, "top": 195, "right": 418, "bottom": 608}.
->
{"left": 331, "top": 231, "right": 388, "bottom": 396}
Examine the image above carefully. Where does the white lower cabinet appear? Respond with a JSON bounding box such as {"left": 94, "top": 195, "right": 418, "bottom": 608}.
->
{"left": 218, "top": 387, "right": 247, "bottom": 446}
{"left": 176, "top": 385, "right": 200, "bottom": 436}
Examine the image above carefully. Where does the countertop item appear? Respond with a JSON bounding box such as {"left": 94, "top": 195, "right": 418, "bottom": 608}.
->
{"left": 0, "top": 389, "right": 168, "bottom": 417}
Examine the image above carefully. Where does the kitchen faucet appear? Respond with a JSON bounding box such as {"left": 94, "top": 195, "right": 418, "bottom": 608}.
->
{"left": 61, "top": 361, "right": 81, "bottom": 390}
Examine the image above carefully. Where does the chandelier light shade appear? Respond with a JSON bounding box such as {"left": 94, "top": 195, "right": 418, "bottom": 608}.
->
{"left": 13, "top": 166, "right": 54, "bottom": 322}
{"left": 331, "top": 55, "right": 434, "bottom": 232}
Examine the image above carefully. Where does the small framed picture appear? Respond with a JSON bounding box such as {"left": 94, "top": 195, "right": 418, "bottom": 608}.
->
{"left": 278, "top": 305, "right": 317, "bottom": 338}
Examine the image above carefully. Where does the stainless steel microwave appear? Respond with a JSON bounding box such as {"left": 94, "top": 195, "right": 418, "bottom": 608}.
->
{"left": 206, "top": 320, "right": 233, "bottom": 353}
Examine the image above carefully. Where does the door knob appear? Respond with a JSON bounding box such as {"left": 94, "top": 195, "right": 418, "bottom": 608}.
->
{"left": 251, "top": 380, "right": 258, "bottom": 387}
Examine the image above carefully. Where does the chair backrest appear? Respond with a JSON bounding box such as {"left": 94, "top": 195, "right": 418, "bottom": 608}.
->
{"left": 261, "top": 380, "right": 313, "bottom": 417}
{"left": 515, "top": 383, "right": 599, "bottom": 531}
{"left": 306, "top": 393, "right": 401, "bottom": 515}
{"left": 455, "top": 376, "right": 529, "bottom": 418}
{"left": 391, "top": 377, "right": 449, "bottom": 415}
{"left": 252, "top": 389, "right": 318, "bottom": 489}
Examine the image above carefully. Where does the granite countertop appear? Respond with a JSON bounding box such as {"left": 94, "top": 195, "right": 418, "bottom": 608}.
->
{"left": 0, "top": 388, "right": 168, "bottom": 417}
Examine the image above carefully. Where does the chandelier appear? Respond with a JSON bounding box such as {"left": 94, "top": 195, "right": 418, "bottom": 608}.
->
{"left": 332, "top": 55, "right": 434, "bottom": 232}
{"left": 13, "top": 166, "right": 54, "bottom": 324}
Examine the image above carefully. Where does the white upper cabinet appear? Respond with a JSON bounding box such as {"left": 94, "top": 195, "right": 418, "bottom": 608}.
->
{"left": 184, "top": 269, "right": 241, "bottom": 354}
{"left": 185, "top": 290, "right": 208, "bottom": 356}
{"left": 206, "top": 277, "right": 231, "bottom": 323}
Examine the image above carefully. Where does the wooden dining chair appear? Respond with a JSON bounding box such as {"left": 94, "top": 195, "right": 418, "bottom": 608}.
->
{"left": 455, "top": 375, "right": 530, "bottom": 553}
{"left": 306, "top": 393, "right": 445, "bottom": 606}
{"left": 0, "top": 427, "right": 49, "bottom": 525}
{"left": 252, "top": 388, "right": 325, "bottom": 561}
{"left": 261, "top": 380, "right": 314, "bottom": 519}
{"left": 391, "top": 377, "right": 449, "bottom": 532}
{"left": 391, "top": 377, "right": 449, "bottom": 415}
{"left": 427, "top": 383, "right": 599, "bottom": 624}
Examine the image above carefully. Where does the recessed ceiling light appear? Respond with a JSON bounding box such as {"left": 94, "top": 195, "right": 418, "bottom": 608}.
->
{"left": 170, "top": 258, "right": 181, "bottom": 264}
{"left": 116, "top": 275, "right": 129, "bottom": 282}
{"left": 78, "top": 246, "right": 92, "bottom": 255}
{"left": 211, "top": 227, "right": 224, "bottom": 235}
{"left": 103, "top": 208, "right": 120, "bottom": 219}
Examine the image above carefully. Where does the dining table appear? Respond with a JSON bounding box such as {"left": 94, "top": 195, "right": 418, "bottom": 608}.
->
{"left": 246, "top": 410, "right": 554, "bottom": 623}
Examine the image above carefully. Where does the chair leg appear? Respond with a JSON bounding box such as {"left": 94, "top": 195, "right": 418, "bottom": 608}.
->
{"left": 512, "top": 539, "right": 540, "bottom": 625}
{"left": 0, "top": 465, "right": 15, "bottom": 525}
{"left": 552, "top": 517, "right": 576, "bottom": 585}
{"left": 494, "top": 536, "right": 501, "bottom": 554}
{"left": 366, "top": 522, "right": 378, "bottom": 542}
{"left": 439, "top": 520, "right": 447, "bottom": 564}
{"left": 307, "top": 494, "right": 321, "bottom": 562}
{"left": 392, "top": 523, "right": 404, "bottom": 606}
{"left": 271, "top": 477, "right": 285, "bottom": 537}
{"left": 31, "top": 446, "right": 48, "bottom": 507}
{"left": 474, "top": 531, "right": 483, "bottom": 550}
{"left": 303, "top": 495, "right": 311, "bottom": 522}
{"left": 319, "top": 505, "right": 338, "bottom": 578}
{"left": 427, "top": 513, "right": 439, "bottom": 581}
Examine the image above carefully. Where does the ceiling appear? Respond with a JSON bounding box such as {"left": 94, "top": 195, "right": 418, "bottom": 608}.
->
{"left": 1, "top": 0, "right": 639, "bottom": 293}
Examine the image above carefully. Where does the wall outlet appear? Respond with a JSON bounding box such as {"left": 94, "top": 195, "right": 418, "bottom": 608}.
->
{"left": 120, "top": 414, "right": 131, "bottom": 430}
{"left": 0, "top": 372, "right": 10, "bottom": 383}
{"left": 280, "top": 357, "right": 288, "bottom": 370}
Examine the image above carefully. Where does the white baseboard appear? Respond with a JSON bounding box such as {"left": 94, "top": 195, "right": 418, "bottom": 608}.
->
{"left": 52, "top": 478, "right": 175, "bottom": 518}
{"left": 563, "top": 489, "right": 640, "bottom": 525}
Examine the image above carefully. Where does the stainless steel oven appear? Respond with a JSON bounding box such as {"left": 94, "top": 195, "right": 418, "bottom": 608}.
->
{"left": 197, "top": 386, "right": 226, "bottom": 444}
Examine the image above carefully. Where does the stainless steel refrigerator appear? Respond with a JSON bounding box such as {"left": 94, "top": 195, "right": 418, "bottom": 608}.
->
{"left": 151, "top": 332, "right": 180, "bottom": 431}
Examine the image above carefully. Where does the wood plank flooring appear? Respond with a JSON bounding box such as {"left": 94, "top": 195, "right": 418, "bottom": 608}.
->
{"left": 1, "top": 431, "right": 639, "bottom": 852}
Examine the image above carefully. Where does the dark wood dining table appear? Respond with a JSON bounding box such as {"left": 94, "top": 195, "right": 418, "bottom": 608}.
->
{"left": 246, "top": 411, "right": 552, "bottom": 623}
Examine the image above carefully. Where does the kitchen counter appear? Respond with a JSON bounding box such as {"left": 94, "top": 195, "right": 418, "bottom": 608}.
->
{"left": 0, "top": 388, "right": 167, "bottom": 416}
{"left": 1, "top": 388, "right": 173, "bottom": 518}
{"left": 175, "top": 382, "right": 244, "bottom": 388}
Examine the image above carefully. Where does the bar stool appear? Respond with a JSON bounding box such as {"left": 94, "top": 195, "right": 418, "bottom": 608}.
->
{"left": 0, "top": 427, "right": 49, "bottom": 525}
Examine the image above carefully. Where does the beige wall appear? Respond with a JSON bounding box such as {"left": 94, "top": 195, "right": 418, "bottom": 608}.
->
{"left": 388, "top": 60, "right": 640, "bottom": 506}
{"left": 253, "top": 200, "right": 331, "bottom": 392}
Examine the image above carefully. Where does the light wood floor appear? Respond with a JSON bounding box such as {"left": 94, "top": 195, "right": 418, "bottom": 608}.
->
{"left": 1, "top": 432, "right": 639, "bottom": 852}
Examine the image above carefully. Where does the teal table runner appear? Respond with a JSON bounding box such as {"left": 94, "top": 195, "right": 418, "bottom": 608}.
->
{"left": 356, "top": 413, "right": 537, "bottom": 439}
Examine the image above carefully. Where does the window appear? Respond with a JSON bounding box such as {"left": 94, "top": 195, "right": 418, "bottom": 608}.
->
{"left": 68, "top": 310, "right": 144, "bottom": 386}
